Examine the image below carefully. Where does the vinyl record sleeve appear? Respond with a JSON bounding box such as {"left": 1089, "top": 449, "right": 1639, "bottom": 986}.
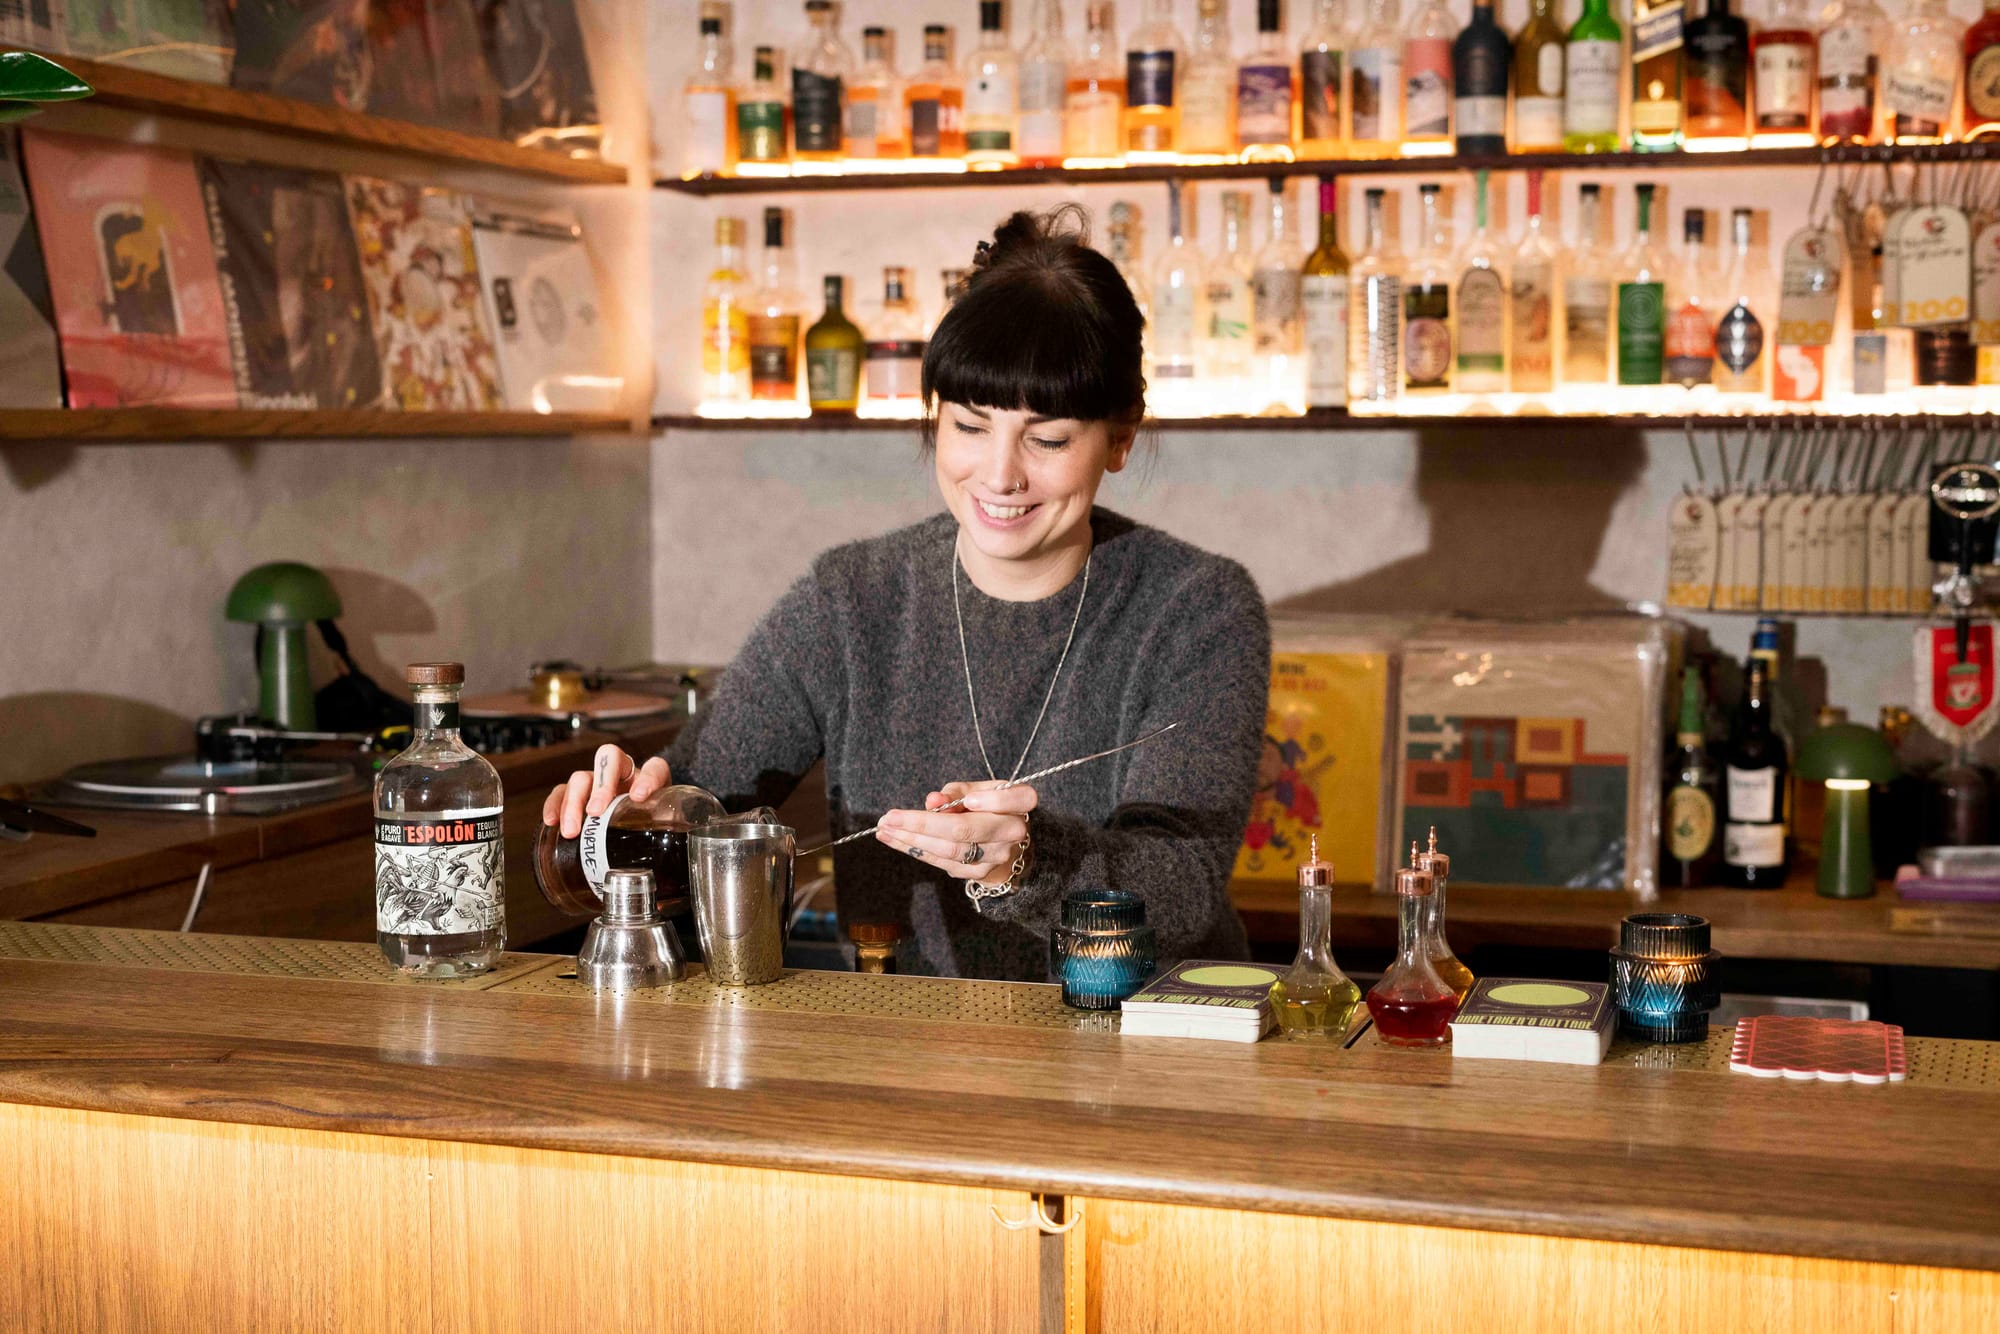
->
{"left": 475, "top": 0, "right": 601, "bottom": 151}
{"left": 0, "top": 131, "right": 62, "bottom": 409}
{"left": 63, "top": 0, "right": 234, "bottom": 83}
{"left": 230, "top": 0, "right": 373, "bottom": 109}
{"left": 469, "top": 203, "right": 616, "bottom": 411}
{"left": 21, "top": 128, "right": 236, "bottom": 409}
{"left": 424, "top": 0, "right": 501, "bottom": 136}
{"left": 199, "top": 158, "right": 383, "bottom": 409}
{"left": 344, "top": 175, "right": 502, "bottom": 410}
{"left": 1, "top": 0, "right": 72, "bottom": 53}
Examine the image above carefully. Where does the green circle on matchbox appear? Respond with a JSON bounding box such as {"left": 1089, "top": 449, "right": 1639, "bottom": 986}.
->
{"left": 1487, "top": 982, "right": 1593, "bottom": 1007}
{"left": 1180, "top": 965, "right": 1280, "bottom": 988}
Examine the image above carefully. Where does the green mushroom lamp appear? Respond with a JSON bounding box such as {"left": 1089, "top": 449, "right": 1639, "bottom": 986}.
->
{"left": 226, "top": 562, "right": 342, "bottom": 731}
{"left": 1796, "top": 723, "right": 1900, "bottom": 900}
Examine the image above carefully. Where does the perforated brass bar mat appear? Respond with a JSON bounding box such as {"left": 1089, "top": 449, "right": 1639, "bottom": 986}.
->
{"left": 493, "top": 963, "right": 1117, "bottom": 1032}
{"left": 1615, "top": 1028, "right": 2000, "bottom": 1090}
{"left": 0, "top": 921, "right": 556, "bottom": 990}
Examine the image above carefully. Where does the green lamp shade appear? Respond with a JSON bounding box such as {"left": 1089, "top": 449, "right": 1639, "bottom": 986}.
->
{"left": 1797, "top": 723, "right": 1899, "bottom": 901}
{"left": 225, "top": 563, "right": 341, "bottom": 731}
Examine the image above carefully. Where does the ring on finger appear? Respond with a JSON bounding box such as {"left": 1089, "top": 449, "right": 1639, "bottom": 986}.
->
{"left": 960, "top": 842, "right": 984, "bottom": 865}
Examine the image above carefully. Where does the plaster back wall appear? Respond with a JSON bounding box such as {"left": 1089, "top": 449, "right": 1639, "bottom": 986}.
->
{"left": 0, "top": 437, "right": 651, "bottom": 786}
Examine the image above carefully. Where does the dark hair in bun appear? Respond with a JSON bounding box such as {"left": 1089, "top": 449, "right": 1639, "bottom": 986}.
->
{"left": 922, "top": 206, "right": 1146, "bottom": 435}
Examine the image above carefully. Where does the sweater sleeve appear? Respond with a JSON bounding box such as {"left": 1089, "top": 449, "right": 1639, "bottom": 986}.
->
{"left": 663, "top": 568, "right": 841, "bottom": 814}
{"left": 972, "top": 560, "right": 1271, "bottom": 960}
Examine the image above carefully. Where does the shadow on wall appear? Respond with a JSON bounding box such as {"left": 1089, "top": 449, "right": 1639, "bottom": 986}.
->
{"left": 0, "top": 692, "right": 192, "bottom": 790}
{"left": 297, "top": 566, "right": 438, "bottom": 697}
{"left": 1272, "top": 427, "right": 1649, "bottom": 617}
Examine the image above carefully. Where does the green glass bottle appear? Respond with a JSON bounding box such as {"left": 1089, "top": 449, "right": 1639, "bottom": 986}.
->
{"left": 1616, "top": 183, "right": 1667, "bottom": 386}
{"left": 1562, "top": 0, "right": 1624, "bottom": 152}
{"left": 1663, "top": 666, "right": 1722, "bottom": 888}
{"left": 805, "top": 275, "right": 863, "bottom": 411}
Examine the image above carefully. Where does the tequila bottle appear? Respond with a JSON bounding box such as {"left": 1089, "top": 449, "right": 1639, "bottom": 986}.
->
{"left": 1456, "top": 168, "right": 1507, "bottom": 395}
{"left": 1884, "top": 0, "right": 1964, "bottom": 144}
{"left": 1270, "top": 836, "right": 1364, "bottom": 1037}
{"left": 1251, "top": 178, "right": 1306, "bottom": 412}
{"left": 1350, "top": 186, "right": 1404, "bottom": 404}
{"left": 1066, "top": 0, "right": 1127, "bottom": 162}
{"left": 1238, "top": 0, "right": 1298, "bottom": 161}
{"left": 1403, "top": 181, "right": 1454, "bottom": 395}
{"left": 1617, "top": 182, "right": 1668, "bottom": 386}
{"left": 1563, "top": 182, "right": 1613, "bottom": 384}
{"left": 1299, "top": 0, "right": 1350, "bottom": 158}
{"left": 682, "top": 9, "right": 735, "bottom": 178}
{"left": 1364, "top": 854, "right": 1459, "bottom": 1047}
{"left": 965, "top": 0, "right": 1021, "bottom": 168}
{"left": 1349, "top": 0, "right": 1405, "bottom": 157}
{"left": 1151, "top": 179, "right": 1207, "bottom": 393}
{"left": 1018, "top": 0, "right": 1070, "bottom": 166}
{"left": 1205, "top": 191, "right": 1256, "bottom": 392}
{"left": 376, "top": 663, "right": 505, "bottom": 977}
{"left": 1563, "top": 0, "right": 1623, "bottom": 151}
{"left": 792, "top": 0, "right": 853, "bottom": 166}
{"left": 1818, "top": 0, "right": 1887, "bottom": 144}
{"left": 1181, "top": 0, "right": 1237, "bottom": 157}
{"left": 1510, "top": 168, "right": 1559, "bottom": 392}
{"left": 1126, "top": 0, "right": 1188, "bottom": 158}
{"left": 1302, "top": 177, "right": 1352, "bottom": 408}
{"left": 1402, "top": 0, "right": 1458, "bottom": 155}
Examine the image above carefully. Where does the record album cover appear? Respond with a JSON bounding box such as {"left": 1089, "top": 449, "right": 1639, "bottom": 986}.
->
{"left": 424, "top": 0, "right": 501, "bottom": 137}
{"left": 200, "top": 158, "right": 383, "bottom": 409}
{"left": 344, "top": 175, "right": 501, "bottom": 410}
{"left": 21, "top": 128, "right": 235, "bottom": 409}
{"left": 362, "top": 0, "right": 443, "bottom": 126}
{"left": 476, "top": 0, "right": 600, "bottom": 150}
{"left": 1, "top": 0, "right": 70, "bottom": 53}
{"left": 0, "top": 131, "right": 62, "bottom": 409}
{"left": 230, "top": 0, "right": 373, "bottom": 109}
{"left": 470, "top": 202, "right": 615, "bottom": 411}
{"left": 63, "top": 0, "right": 235, "bottom": 83}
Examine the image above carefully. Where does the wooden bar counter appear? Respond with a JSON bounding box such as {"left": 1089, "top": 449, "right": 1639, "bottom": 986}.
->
{"left": 1, "top": 922, "right": 1996, "bottom": 1333}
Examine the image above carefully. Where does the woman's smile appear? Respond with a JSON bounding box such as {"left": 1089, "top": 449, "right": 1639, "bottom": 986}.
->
{"left": 973, "top": 496, "right": 1040, "bottom": 526}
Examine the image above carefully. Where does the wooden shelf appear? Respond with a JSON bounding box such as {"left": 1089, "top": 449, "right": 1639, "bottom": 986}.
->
{"left": 1, "top": 409, "right": 635, "bottom": 443}
{"left": 26, "top": 51, "right": 627, "bottom": 185}
{"left": 657, "top": 140, "right": 1999, "bottom": 196}
{"left": 653, "top": 409, "right": 1996, "bottom": 433}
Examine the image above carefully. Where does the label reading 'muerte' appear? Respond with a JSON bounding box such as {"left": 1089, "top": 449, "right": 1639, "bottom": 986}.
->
{"left": 375, "top": 808, "right": 504, "bottom": 936}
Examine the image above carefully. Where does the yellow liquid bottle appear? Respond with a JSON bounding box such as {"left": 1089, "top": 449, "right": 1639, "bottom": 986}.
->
{"left": 1271, "top": 836, "right": 1364, "bottom": 1038}
{"left": 1416, "top": 826, "right": 1475, "bottom": 1001}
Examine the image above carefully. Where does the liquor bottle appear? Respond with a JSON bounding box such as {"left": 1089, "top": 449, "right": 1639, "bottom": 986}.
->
{"left": 1969, "top": 0, "right": 2000, "bottom": 136}
{"left": 1300, "top": 0, "right": 1350, "bottom": 158}
{"left": 375, "top": 663, "right": 505, "bottom": 976}
{"left": 683, "top": 9, "right": 735, "bottom": 179}
{"left": 1350, "top": 186, "right": 1403, "bottom": 404}
{"left": 532, "top": 782, "right": 728, "bottom": 920}
{"left": 1750, "top": 616, "right": 1807, "bottom": 776}
{"left": 1205, "top": 191, "right": 1256, "bottom": 392}
{"left": 1455, "top": 170, "right": 1506, "bottom": 395}
{"left": 1662, "top": 666, "right": 1723, "bottom": 888}
{"left": 865, "top": 267, "right": 926, "bottom": 405}
{"left": 965, "top": 0, "right": 1020, "bottom": 168}
{"left": 1511, "top": 168, "right": 1559, "bottom": 392}
{"left": 1269, "top": 836, "right": 1364, "bottom": 1038}
{"left": 1151, "top": 180, "right": 1207, "bottom": 389}
{"left": 1349, "top": 0, "right": 1405, "bottom": 157}
{"left": 1239, "top": 0, "right": 1299, "bottom": 162}
{"left": 1402, "top": 0, "right": 1458, "bottom": 156}
{"left": 1722, "top": 657, "right": 1790, "bottom": 888}
{"left": 1564, "top": 0, "right": 1624, "bottom": 151}
{"left": 1018, "top": 0, "right": 1070, "bottom": 167}
{"left": 1181, "top": 0, "right": 1237, "bottom": 157}
{"left": 737, "top": 46, "right": 791, "bottom": 169}
{"left": 1454, "top": 1, "right": 1510, "bottom": 155}
{"left": 1885, "top": 0, "right": 1964, "bottom": 144}
{"left": 1818, "top": 0, "right": 1886, "bottom": 143}
{"left": 1108, "top": 200, "right": 1147, "bottom": 311}
{"left": 847, "top": 27, "right": 904, "bottom": 160}
{"left": 1664, "top": 209, "right": 1717, "bottom": 387}
{"left": 1631, "top": 0, "right": 1685, "bottom": 150}
{"left": 1251, "top": 177, "right": 1306, "bottom": 411}
{"left": 1714, "top": 207, "right": 1773, "bottom": 393}
{"left": 1126, "top": 0, "right": 1188, "bottom": 159}
{"left": 1403, "top": 182, "right": 1454, "bottom": 395}
{"left": 748, "top": 208, "right": 803, "bottom": 402}
{"left": 793, "top": 0, "right": 853, "bottom": 167}
{"left": 1617, "top": 183, "right": 1668, "bottom": 386}
{"left": 1685, "top": 0, "right": 1750, "bottom": 147}
{"left": 1413, "top": 828, "right": 1475, "bottom": 1000}
{"left": 805, "top": 275, "right": 864, "bottom": 410}
{"left": 1512, "top": 0, "right": 1567, "bottom": 152}
{"left": 1563, "top": 183, "right": 1613, "bottom": 385}
{"left": 906, "top": 25, "right": 967, "bottom": 159}
{"left": 702, "top": 217, "right": 750, "bottom": 402}
{"left": 1066, "top": 0, "right": 1127, "bottom": 162}
{"left": 1302, "top": 177, "right": 1352, "bottom": 408}
{"left": 1754, "top": 0, "right": 1817, "bottom": 146}
{"left": 1364, "top": 856, "right": 1459, "bottom": 1047}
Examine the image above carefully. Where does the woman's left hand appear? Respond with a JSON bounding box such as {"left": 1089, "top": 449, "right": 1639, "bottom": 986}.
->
{"left": 874, "top": 780, "right": 1038, "bottom": 885}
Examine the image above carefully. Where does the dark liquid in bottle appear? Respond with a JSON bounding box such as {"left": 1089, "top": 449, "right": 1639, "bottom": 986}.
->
{"left": 1367, "top": 989, "right": 1460, "bottom": 1045}
{"left": 533, "top": 823, "right": 694, "bottom": 917}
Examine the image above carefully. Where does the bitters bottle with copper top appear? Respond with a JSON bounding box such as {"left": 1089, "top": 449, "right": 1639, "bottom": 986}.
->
{"left": 1364, "top": 848, "right": 1460, "bottom": 1046}
{"left": 1415, "top": 826, "right": 1475, "bottom": 1001}
{"left": 1270, "top": 835, "right": 1363, "bottom": 1038}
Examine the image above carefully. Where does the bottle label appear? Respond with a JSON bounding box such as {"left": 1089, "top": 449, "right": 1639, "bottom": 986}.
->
{"left": 375, "top": 808, "right": 504, "bottom": 936}
{"left": 1237, "top": 63, "right": 1294, "bottom": 142}
{"left": 1755, "top": 41, "right": 1813, "bottom": 129}
{"left": 1818, "top": 28, "right": 1876, "bottom": 133}
{"left": 1563, "top": 275, "right": 1611, "bottom": 381}
{"left": 908, "top": 97, "right": 962, "bottom": 156}
{"left": 1456, "top": 41, "right": 1508, "bottom": 139}
{"left": 1179, "top": 66, "right": 1235, "bottom": 148}
{"left": 1885, "top": 69, "right": 1952, "bottom": 135}
{"left": 1301, "top": 50, "right": 1342, "bottom": 139}
{"left": 1689, "top": 32, "right": 1748, "bottom": 116}
{"left": 1972, "top": 49, "right": 2000, "bottom": 119}
{"left": 737, "top": 99, "right": 787, "bottom": 161}
{"left": 748, "top": 313, "right": 801, "bottom": 398}
{"left": 1456, "top": 94, "right": 1506, "bottom": 138}
{"left": 1355, "top": 273, "right": 1402, "bottom": 400}
{"left": 575, "top": 793, "right": 629, "bottom": 894}
{"left": 1632, "top": 0, "right": 1686, "bottom": 62}
{"left": 1403, "top": 283, "right": 1451, "bottom": 389}
{"left": 1253, "top": 268, "right": 1303, "bottom": 352}
{"left": 1206, "top": 278, "right": 1251, "bottom": 344}
{"left": 1723, "top": 822, "right": 1785, "bottom": 867}
{"left": 1019, "top": 62, "right": 1066, "bottom": 158}
{"left": 1536, "top": 42, "right": 1564, "bottom": 95}
{"left": 1725, "top": 765, "right": 1778, "bottom": 823}
{"left": 1127, "top": 50, "right": 1175, "bottom": 110}
{"left": 1303, "top": 273, "right": 1349, "bottom": 406}
{"left": 968, "top": 65, "right": 1017, "bottom": 123}
{"left": 1456, "top": 267, "right": 1505, "bottom": 372}
{"left": 1617, "top": 281, "right": 1666, "bottom": 384}
{"left": 1404, "top": 37, "right": 1451, "bottom": 138}
{"left": 1973, "top": 222, "right": 2000, "bottom": 344}
{"left": 1564, "top": 41, "right": 1621, "bottom": 135}
{"left": 685, "top": 90, "right": 730, "bottom": 172}
{"left": 845, "top": 93, "right": 880, "bottom": 155}
{"left": 1350, "top": 47, "right": 1402, "bottom": 141}
{"left": 1510, "top": 262, "right": 1555, "bottom": 390}
{"left": 1020, "top": 60, "right": 1066, "bottom": 113}
{"left": 702, "top": 295, "right": 749, "bottom": 375}
{"left": 792, "top": 70, "right": 843, "bottom": 153}
{"left": 1152, "top": 280, "right": 1197, "bottom": 362}
{"left": 1514, "top": 95, "right": 1563, "bottom": 147}
{"left": 1665, "top": 301, "right": 1716, "bottom": 384}
{"left": 865, "top": 340, "right": 926, "bottom": 398}
{"left": 1667, "top": 786, "right": 1717, "bottom": 862}
{"left": 806, "top": 346, "right": 860, "bottom": 403}
{"left": 966, "top": 126, "right": 1015, "bottom": 152}
{"left": 1066, "top": 87, "right": 1122, "bottom": 156}
{"left": 1716, "top": 300, "right": 1765, "bottom": 375}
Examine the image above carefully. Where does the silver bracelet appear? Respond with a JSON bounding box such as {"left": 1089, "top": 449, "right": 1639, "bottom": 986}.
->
{"left": 964, "top": 827, "right": 1031, "bottom": 903}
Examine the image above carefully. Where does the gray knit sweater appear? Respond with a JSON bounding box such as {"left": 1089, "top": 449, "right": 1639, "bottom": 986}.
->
{"left": 665, "top": 508, "right": 1270, "bottom": 981}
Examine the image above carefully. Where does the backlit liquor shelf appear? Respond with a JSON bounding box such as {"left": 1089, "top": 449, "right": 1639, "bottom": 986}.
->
{"left": 657, "top": 141, "right": 2000, "bottom": 197}
{"left": 656, "top": 408, "right": 2000, "bottom": 433}
{"left": 0, "top": 409, "right": 637, "bottom": 445}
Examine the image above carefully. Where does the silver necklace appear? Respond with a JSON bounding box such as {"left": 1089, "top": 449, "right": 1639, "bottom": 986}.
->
{"left": 952, "top": 533, "right": 1091, "bottom": 783}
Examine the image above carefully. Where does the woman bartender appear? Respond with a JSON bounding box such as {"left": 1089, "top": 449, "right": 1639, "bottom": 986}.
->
{"left": 545, "top": 208, "right": 1271, "bottom": 980}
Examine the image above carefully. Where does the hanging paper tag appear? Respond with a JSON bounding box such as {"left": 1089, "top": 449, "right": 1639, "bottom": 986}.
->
{"left": 1867, "top": 492, "right": 1905, "bottom": 613}
{"left": 1897, "top": 490, "right": 1937, "bottom": 612}
{"left": 1779, "top": 227, "right": 1842, "bottom": 346}
{"left": 1837, "top": 493, "right": 1871, "bottom": 613}
{"left": 1974, "top": 220, "right": 2000, "bottom": 345}
{"left": 1714, "top": 491, "right": 1746, "bottom": 610}
{"left": 1802, "top": 494, "right": 1834, "bottom": 613}
{"left": 1779, "top": 492, "right": 1813, "bottom": 611}
{"left": 1732, "top": 492, "right": 1769, "bottom": 610}
{"left": 1914, "top": 623, "right": 2000, "bottom": 748}
{"left": 1761, "top": 494, "right": 1794, "bottom": 610}
{"left": 1881, "top": 207, "right": 1908, "bottom": 321}
{"left": 1891, "top": 206, "right": 1972, "bottom": 328}
{"left": 1666, "top": 492, "right": 1721, "bottom": 609}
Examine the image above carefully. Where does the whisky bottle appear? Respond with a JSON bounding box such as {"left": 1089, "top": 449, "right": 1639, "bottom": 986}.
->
{"left": 1630, "top": 0, "right": 1686, "bottom": 150}
{"left": 1018, "top": 0, "right": 1070, "bottom": 166}
{"left": 906, "top": 25, "right": 967, "bottom": 159}
{"left": 1512, "top": 0, "right": 1567, "bottom": 152}
{"left": 1065, "top": 0, "right": 1126, "bottom": 162}
{"left": 792, "top": 0, "right": 853, "bottom": 167}
{"left": 965, "top": 0, "right": 1021, "bottom": 168}
{"left": 1301, "top": 177, "right": 1352, "bottom": 409}
{"left": 1663, "top": 665, "right": 1723, "bottom": 888}
{"left": 1754, "top": 0, "right": 1817, "bottom": 146}
{"left": 1350, "top": 186, "right": 1403, "bottom": 404}
{"left": 1684, "top": 0, "right": 1750, "bottom": 148}
{"left": 1563, "top": 0, "right": 1623, "bottom": 151}
{"left": 1453, "top": 0, "right": 1510, "bottom": 155}
{"left": 847, "top": 26, "right": 903, "bottom": 160}
{"left": 748, "top": 207, "right": 803, "bottom": 402}
{"left": 1238, "top": 0, "right": 1298, "bottom": 162}
{"left": 1510, "top": 169, "right": 1558, "bottom": 392}
{"left": 1617, "top": 182, "right": 1668, "bottom": 386}
{"left": 702, "top": 217, "right": 750, "bottom": 403}
{"left": 1403, "top": 181, "right": 1454, "bottom": 395}
{"left": 805, "top": 275, "right": 864, "bottom": 410}
{"left": 1126, "top": 0, "right": 1188, "bottom": 159}
{"left": 1562, "top": 182, "right": 1612, "bottom": 384}
{"left": 1349, "top": 0, "right": 1405, "bottom": 157}
{"left": 736, "top": 46, "right": 791, "bottom": 169}
{"left": 375, "top": 663, "right": 505, "bottom": 977}
{"left": 1401, "top": 0, "right": 1458, "bottom": 156}
{"left": 682, "top": 9, "right": 735, "bottom": 178}
{"left": 1299, "top": 0, "right": 1349, "bottom": 158}
{"left": 1455, "top": 168, "right": 1507, "bottom": 395}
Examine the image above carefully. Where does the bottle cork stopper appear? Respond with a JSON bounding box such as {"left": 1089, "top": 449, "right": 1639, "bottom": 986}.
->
{"left": 1297, "top": 833, "right": 1332, "bottom": 888}
{"left": 405, "top": 662, "right": 465, "bottom": 685}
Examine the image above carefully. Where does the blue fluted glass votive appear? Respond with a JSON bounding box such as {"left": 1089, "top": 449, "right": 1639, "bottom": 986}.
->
{"left": 1609, "top": 913, "right": 1721, "bottom": 1043}
{"left": 1050, "top": 889, "right": 1158, "bottom": 1010}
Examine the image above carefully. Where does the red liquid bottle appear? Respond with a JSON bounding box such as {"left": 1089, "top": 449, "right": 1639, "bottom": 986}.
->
{"left": 1365, "top": 853, "right": 1461, "bottom": 1048}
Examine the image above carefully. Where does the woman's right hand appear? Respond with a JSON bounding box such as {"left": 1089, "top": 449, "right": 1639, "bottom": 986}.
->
{"left": 541, "top": 744, "right": 673, "bottom": 838}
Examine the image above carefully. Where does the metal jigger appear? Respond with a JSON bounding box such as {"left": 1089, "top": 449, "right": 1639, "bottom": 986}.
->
{"left": 577, "top": 868, "right": 684, "bottom": 992}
